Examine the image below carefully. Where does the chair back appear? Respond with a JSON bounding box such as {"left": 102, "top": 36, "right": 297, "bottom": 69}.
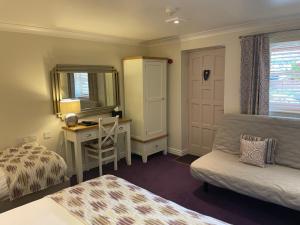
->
{"left": 98, "top": 116, "right": 119, "bottom": 148}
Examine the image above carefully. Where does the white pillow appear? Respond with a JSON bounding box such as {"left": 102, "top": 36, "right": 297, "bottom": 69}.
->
{"left": 240, "top": 134, "right": 277, "bottom": 164}
{"left": 240, "top": 139, "right": 267, "bottom": 168}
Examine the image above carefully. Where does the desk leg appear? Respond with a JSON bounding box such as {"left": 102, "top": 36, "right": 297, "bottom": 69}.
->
{"left": 74, "top": 140, "right": 83, "bottom": 183}
{"left": 126, "top": 126, "right": 132, "bottom": 166}
{"left": 64, "top": 131, "right": 73, "bottom": 177}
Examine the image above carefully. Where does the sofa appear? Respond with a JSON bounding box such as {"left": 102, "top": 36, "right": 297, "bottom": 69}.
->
{"left": 190, "top": 114, "right": 300, "bottom": 211}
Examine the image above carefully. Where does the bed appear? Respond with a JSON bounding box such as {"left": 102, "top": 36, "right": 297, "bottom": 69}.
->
{"left": 0, "top": 175, "right": 229, "bottom": 225}
{"left": 0, "top": 142, "right": 68, "bottom": 212}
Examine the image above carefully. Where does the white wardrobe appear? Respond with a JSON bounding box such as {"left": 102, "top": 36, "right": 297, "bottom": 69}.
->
{"left": 123, "top": 57, "right": 168, "bottom": 163}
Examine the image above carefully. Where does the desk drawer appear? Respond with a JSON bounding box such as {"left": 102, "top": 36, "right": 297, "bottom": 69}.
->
{"left": 77, "top": 124, "right": 126, "bottom": 142}
{"left": 79, "top": 130, "right": 98, "bottom": 142}
{"left": 145, "top": 138, "right": 167, "bottom": 153}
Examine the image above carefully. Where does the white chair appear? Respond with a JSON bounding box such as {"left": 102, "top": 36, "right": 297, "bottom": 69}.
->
{"left": 84, "top": 116, "right": 119, "bottom": 176}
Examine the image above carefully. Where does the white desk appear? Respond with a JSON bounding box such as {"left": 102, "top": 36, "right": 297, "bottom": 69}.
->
{"left": 63, "top": 118, "right": 132, "bottom": 183}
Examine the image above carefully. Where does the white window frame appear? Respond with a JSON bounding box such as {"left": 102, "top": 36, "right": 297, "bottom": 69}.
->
{"left": 74, "top": 72, "right": 89, "bottom": 98}
{"left": 269, "top": 32, "right": 300, "bottom": 118}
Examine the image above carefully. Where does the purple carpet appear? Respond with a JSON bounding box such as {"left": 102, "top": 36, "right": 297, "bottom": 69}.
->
{"left": 71, "top": 153, "right": 300, "bottom": 225}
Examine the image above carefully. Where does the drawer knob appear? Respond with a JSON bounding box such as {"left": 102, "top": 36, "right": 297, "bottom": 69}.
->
{"left": 119, "top": 127, "right": 124, "bottom": 130}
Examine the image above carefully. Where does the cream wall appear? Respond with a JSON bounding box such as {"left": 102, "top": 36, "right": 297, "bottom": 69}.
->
{"left": 0, "top": 25, "right": 296, "bottom": 158}
{"left": 0, "top": 31, "right": 145, "bottom": 153}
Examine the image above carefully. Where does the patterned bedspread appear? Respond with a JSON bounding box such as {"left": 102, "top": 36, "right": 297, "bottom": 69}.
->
{"left": 0, "top": 144, "right": 67, "bottom": 200}
{"left": 49, "top": 175, "right": 229, "bottom": 225}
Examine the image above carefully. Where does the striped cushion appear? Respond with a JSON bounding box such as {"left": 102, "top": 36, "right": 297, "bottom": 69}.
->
{"left": 240, "top": 134, "right": 277, "bottom": 164}
{"left": 240, "top": 139, "right": 267, "bottom": 167}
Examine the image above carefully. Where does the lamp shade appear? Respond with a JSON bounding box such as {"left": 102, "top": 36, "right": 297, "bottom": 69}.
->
{"left": 60, "top": 99, "right": 81, "bottom": 114}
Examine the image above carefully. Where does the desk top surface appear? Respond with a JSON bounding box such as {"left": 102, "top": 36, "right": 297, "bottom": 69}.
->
{"left": 62, "top": 117, "right": 131, "bottom": 132}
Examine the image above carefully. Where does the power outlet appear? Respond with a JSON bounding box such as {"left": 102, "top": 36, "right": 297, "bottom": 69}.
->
{"left": 23, "top": 136, "right": 37, "bottom": 143}
{"left": 43, "top": 132, "right": 52, "bottom": 140}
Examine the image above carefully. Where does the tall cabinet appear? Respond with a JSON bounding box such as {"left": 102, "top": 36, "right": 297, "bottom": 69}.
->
{"left": 123, "top": 57, "right": 168, "bottom": 163}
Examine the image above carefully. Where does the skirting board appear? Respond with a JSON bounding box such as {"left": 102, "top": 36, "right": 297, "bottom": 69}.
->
{"left": 167, "top": 147, "right": 187, "bottom": 156}
{"left": 0, "top": 180, "right": 69, "bottom": 213}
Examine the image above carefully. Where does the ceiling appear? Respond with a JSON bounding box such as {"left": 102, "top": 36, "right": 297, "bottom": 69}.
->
{"left": 0, "top": 0, "right": 300, "bottom": 42}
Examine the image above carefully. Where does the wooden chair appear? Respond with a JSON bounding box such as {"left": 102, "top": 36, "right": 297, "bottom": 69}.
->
{"left": 84, "top": 116, "right": 119, "bottom": 176}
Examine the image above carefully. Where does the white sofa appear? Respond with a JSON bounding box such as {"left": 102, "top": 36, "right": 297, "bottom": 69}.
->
{"left": 191, "top": 114, "right": 300, "bottom": 211}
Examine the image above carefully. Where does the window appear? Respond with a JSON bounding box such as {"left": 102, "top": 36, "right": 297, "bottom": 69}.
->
{"left": 74, "top": 72, "right": 89, "bottom": 98}
{"left": 270, "top": 40, "right": 300, "bottom": 114}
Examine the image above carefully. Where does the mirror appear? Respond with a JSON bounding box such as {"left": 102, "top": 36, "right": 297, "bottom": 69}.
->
{"left": 51, "top": 65, "right": 120, "bottom": 115}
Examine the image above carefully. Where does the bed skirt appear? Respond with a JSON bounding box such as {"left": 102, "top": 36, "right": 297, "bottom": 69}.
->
{"left": 0, "top": 179, "right": 69, "bottom": 213}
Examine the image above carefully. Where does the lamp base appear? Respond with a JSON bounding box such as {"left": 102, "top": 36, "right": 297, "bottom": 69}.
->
{"left": 65, "top": 113, "right": 78, "bottom": 127}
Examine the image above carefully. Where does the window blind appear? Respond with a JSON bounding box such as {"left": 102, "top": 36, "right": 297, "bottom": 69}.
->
{"left": 74, "top": 72, "right": 89, "bottom": 98}
{"left": 270, "top": 40, "right": 300, "bottom": 113}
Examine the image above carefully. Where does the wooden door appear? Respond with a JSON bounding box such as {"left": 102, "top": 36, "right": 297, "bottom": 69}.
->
{"left": 188, "top": 48, "right": 225, "bottom": 156}
{"left": 144, "top": 60, "right": 167, "bottom": 139}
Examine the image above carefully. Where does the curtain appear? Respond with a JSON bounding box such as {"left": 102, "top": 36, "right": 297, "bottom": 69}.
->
{"left": 88, "top": 73, "right": 99, "bottom": 102}
{"left": 240, "top": 34, "right": 270, "bottom": 115}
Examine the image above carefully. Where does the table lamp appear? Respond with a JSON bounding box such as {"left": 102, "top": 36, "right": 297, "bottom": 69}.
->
{"left": 60, "top": 99, "right": 81, "bottom": 127}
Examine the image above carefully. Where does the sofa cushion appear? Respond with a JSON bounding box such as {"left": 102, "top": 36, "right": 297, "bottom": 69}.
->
{"left": 240, "top": 139, "right": 267, "bottom": 167}
{"left": 240, "top": 134, "right": 277, "bottom": 164}
{"left": 213, "top": 114, "right": 300, "bottom": 169}
{"left": 190, "top": 151, "right": 300, "bottom": 211}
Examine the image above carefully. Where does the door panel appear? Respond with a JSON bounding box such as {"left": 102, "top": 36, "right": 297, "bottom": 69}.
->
{"left": 188, "top": 48, "right": 225, "bottom": 156}
{"left": 214, "top": 80, "right": 224, "bottom": 101}
{"left": 201, "top": 89, "right": 212, "bottom": 101}
{"left": 144, "top": 60, "right": 166, "bottom": 138}
{"left": 202, "top": 104, "right": 213, "bottom": 126}
{"left": 191, "top": 103, "right": 201, "bottom": 124}
{"left": 146, "top": 64, "right": 163, "bottom": 98}
{"left": 189, "top": 54, "right": 203, "bottom": 152}
{"left": 215, "top": 56, "right": 225, "bottom": 78}
{"left": 191, "top": 126, "right": 201, "bottom": 146}
{"left": 191, "top": 80, "right": 201, "bottom": 98}
{"left": 201, "top": 128, "right": 214, "bottom": 153}
{"left": 146, "top": 100, "right": 163, "bottom": 135}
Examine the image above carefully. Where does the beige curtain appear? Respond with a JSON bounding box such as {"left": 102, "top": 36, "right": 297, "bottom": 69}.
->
{"left": 240, "top": 34, "right": 270, "bottom": 115}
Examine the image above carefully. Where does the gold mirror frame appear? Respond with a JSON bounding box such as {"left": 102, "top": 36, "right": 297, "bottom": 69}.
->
{"left": 51, "top": 64, "right": 120, "bottom": 117}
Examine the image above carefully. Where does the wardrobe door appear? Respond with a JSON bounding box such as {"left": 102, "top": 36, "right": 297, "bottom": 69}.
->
{"left": 143, "top": 60, "right": 167, "bottom": 139}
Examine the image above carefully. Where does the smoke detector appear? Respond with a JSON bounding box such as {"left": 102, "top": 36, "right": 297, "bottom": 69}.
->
{"left": 165, "top": 17, "right": 185, "bottom": 24}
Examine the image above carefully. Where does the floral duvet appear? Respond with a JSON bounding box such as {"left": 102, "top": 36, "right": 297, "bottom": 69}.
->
{"left": 49, "top": 175, "right": 229, "bottom": 225}
{"left": 0, "top": 144, "right": 67, "bottom": 200}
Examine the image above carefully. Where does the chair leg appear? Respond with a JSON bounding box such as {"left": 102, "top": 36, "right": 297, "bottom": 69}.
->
{"left": 99, "top": 151, "right": 103, "bottom": 176}
{"left": 84, "top": 149, "right": 89, "bottom": 171}
{"left": 114, "top": 148, "right": 118, "bottom": 171}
